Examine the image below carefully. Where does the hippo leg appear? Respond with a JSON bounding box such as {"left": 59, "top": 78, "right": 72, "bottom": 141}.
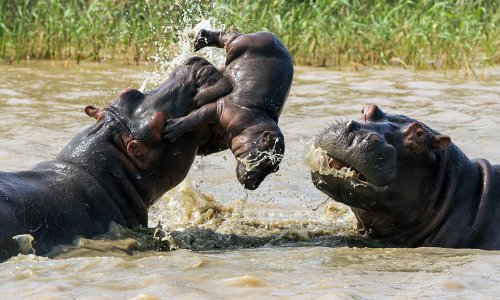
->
{"left": 194, "top": 29, "right": 240, "bottom": 51}
{"left": 194, "top": 29, "right": 224, "bottom": 51}
{"left": 163, "top": 102, "right": 218, "bottom": 141}
{"left": 194, "top": 75, "right": 232, "bottom": 106}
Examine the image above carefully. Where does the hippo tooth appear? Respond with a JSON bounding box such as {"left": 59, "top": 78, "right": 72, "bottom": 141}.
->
{"left": 305, "top": 144, "right": 367, "bottom": 185}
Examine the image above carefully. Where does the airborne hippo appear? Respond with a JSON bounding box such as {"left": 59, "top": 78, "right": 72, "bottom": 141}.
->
{"left": 308, "top": 105, "right": 500, "bottom": 250}
{"left": 164, "top": 30, "right": 294, "bottom": 190}
{"left": 0, "top": 57, "right": 231, "bottom": 261}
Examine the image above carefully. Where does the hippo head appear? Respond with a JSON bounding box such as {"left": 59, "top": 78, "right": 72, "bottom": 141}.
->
{"left": 308, "top": 105, "right": 451, "bottom": 234}
{"left": 232, "top": 123, "right": 285, "bottom": 190}
{"left": 82, "top": 58, "right": 231, "bottom": 182}
{"left": 85, "top": 57, "right": 230, "bottom": 169}
{"left": 85, "top": 88, "right": 167, "bottom": 171}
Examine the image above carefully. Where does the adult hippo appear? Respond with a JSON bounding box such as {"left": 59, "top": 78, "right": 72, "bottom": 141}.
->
{"left": 0, "top": 57, "right": 231, "bottom": 261}
{"left": 307, "top": 105, "right": 499, "bottom": 250}
{"left": 164, "top": 30, "right": 294, "bottom": 190}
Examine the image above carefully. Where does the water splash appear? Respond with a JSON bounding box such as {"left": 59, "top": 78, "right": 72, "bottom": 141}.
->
{"left": 148, "top": 177, "right": 233, "bottom": 231}
{"left": 237, "top": 137, "right": 285, "bottom": 172}
{"left": 147, "top": 173, "right": 358, "bottom": 248}
{"left": 131, "top": 6, "right": 359, "bottom": 248}
{"left": 12, "top": 234, "right": 36, "bottom": 255}
{"left": 139, "top": 18, "right": 226, "bottom": 92}
{"left": 305, "top": 142, "right": 359, "bottom": 179}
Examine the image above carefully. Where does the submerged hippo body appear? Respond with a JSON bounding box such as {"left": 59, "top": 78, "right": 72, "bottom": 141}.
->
{"left": 165, "top": 30, "right": 294, "bottom": 190}
{"left": 309, "top": 105, "right": 500, "bottom": 249}
{"left": 0, "top": 57, "right": 231, "bottom": 261}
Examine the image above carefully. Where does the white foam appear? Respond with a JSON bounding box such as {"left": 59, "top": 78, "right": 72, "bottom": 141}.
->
{"left": 237, "top": 137, "right": 284, "bottom": 172}
{"left": 139, "top": 18, "right": 226, "bottom": 92}
{"left": 304, "top": 143, "right": 363, "bottom": 183}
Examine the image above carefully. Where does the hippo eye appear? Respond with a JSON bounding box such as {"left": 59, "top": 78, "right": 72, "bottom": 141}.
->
{"left": 384, "top": 133, "right": 394, "bottom": 143}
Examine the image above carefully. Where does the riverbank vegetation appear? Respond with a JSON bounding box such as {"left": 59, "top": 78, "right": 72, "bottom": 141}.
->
{"left": 0, "top": 0, "right": 498, "bottom": 69}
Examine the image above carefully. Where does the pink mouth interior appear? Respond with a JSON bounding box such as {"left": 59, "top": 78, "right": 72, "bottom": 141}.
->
{"left": 328, "top": 157, "right": 348, "bottom": 170}
{"left": 327, "top": 155, "right": 367, "bottom": 182}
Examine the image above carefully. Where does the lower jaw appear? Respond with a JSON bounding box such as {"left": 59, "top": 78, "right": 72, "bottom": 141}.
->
{"left": 312, "top": 171, "right": 388, "bottom": 194}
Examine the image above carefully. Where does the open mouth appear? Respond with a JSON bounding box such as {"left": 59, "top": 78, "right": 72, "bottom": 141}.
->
{"left": 323, "top": 156, "right": 368, "bottom": 182}
{"left": 305, "top": 144, "right": 372, "bottom": 187}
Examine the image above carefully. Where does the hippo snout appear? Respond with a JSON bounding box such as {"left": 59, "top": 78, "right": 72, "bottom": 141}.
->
{"left": 236, "top": 163, "right": 266, "bottom": 190}
{"left": 242, "top": 178, "right": 260, "bottom": 190}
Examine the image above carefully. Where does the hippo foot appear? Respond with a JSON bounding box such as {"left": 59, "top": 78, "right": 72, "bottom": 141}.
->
{"left": 163, "top": 118, "right": 184, "bottom": 141}
{"left": 194, "top": 29, "right": 222, "bottom": 51}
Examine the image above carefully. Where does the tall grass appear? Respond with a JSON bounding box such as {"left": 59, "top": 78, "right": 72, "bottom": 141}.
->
{"left": 0, "top": 0, "right": 210, "bottom": 63}
{"left": 216, "top": 0, "right": 500, "bottom": 69}
{"left": 0, "top": 0, "right": 498, "bottom": 69}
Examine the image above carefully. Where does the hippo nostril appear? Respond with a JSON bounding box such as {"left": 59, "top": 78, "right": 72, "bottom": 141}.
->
{"left": 367, "top": 133, "right": 381, "bottom": 142}
{"left": 361, "top": 105, "right": 386, "bottom": 122}
{"left": 346, "top": 120, "right": 360, "bottom": 132}
{"left": 119, "top": 88, "right": 144, "bottom": 102}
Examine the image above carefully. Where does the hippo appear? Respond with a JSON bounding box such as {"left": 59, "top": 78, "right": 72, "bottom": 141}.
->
{"left": 0, "top": 56, "right": 231, "bottom": 261}
{"left": 308, "top": 105, "right": 500, "bottom": 250}
{"left": 164, "top": 30, "right": 294, "bottom": 190}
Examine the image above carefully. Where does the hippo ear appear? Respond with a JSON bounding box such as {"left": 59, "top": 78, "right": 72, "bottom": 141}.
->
{"left": 85, "top": 106, "right": 104, "bottom": 121}
{"left": 432, "top": 135, "right": 451, "bottom": 151}
{"left": 126, "top": 140, "right": 147, "bottom": 161}
{"left": 148, "top": 112, "right": 166, "bottom": 142}
{"left": 403, "top": 122, "right": 426, "bottom": 154}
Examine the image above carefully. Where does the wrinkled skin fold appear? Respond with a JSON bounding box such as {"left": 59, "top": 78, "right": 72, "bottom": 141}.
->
{"left": 0, "top": 57, "right": 231, "bottom": 261}
{"left": 309, "top": 105, "right": 500, "bottom": 249}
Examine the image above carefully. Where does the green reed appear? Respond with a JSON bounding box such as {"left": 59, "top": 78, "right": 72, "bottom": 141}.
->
{"left": 0, "top": 0, "right": 210, "bottom": 63}
{"left": 215, "top": 0, "right": 500, "bottom": 69}
{"left": 0, "top": 0, "right": 498, "bottom": 69}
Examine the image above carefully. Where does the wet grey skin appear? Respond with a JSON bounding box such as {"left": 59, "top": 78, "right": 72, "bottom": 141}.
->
{"left": 0, "top": 57, "right": 232, "bottom": 261}
{"left": 311, "top": 104, "right": 500, "bottom": 250}
{"left": 164, "top": 30, "right": 294, "bottom": 190}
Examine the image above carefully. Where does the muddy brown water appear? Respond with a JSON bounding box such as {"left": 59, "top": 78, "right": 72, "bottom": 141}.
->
{"left": 0, "top": 61, "right": 499, "bottom": 299}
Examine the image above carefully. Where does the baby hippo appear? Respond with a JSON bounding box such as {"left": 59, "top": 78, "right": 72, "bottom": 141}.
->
{"left": 164, "top": 30, "right": 294, "bottom": 190}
